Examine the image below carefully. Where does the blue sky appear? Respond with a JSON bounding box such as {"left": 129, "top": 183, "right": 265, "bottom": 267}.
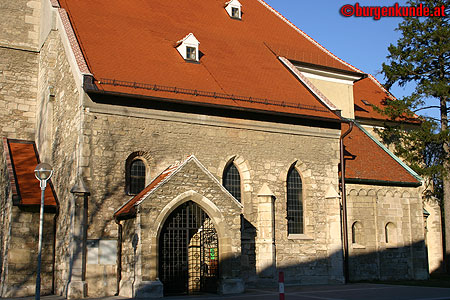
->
{"left": 263, "top": 0, "right": 414, "bottom": 102}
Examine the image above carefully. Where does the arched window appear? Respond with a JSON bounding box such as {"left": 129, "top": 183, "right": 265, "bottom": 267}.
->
{"left": 352, "top": 221, "right": 363, "bottom": 245}
{"left": 287, "top": 167, "right": 303, "bottom": 234}
{"left": 223, "top": 163, "right": 241, "bottom": 202}
{"left": 385, "top": 222, "right": 397, "bottom": 245}
{"left": 128, "top": 159, "right": 146, "bottom": 195}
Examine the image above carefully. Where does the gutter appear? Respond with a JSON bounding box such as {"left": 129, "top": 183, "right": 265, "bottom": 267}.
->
{"left": 340, "top": 120, "right": 353, "bottom": 284}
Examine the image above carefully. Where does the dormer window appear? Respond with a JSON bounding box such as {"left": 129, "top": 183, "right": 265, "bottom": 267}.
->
{"left": 232, "top": 7, "right": 240, "bottom": 18}
{"left": 225, "top": 0, "right": 242, "bottom": 19}
{"left": 176, "top": 33, "right": 200, "bottom": 62}
{"left": 186, "top": 46, "right": 197, "bottom": 61}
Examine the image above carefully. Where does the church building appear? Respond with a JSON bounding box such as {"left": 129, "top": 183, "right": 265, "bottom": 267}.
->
{"left": 0, "top": 0, "right": 443, "bottom": 298}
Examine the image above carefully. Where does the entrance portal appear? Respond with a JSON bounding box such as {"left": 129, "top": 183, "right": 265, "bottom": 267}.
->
{"left": 159, "top": 201, "right": 219, "bottom": 295}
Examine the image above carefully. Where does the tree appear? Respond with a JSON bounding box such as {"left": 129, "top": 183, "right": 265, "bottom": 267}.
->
{"left": 380, "top": 0, "right": 450, "bottom": 272}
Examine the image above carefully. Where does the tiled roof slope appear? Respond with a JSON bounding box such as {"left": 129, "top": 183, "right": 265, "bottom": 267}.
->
{"left": 3, "top": 139, "right": 58, "bottom": 207}
{"left": 343, "top": 123, "right": 420, "bottom": 185}
{"left": 114, "top": 160, "right": 183, "bottom": 218}
{"left": 353, "top": 76, "right": 420, "bottom": 124}
{"left": 56, "top": 0, "right": 366, "bottom": 120}
{"left": 353, "top": 76, "right": 393, "bottom": 121}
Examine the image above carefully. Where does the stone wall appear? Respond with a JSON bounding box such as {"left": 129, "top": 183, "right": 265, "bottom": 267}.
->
{"left": 2, "top": 207, "right": 55, "bottom": 297}
{"left": 0, "top": 0, "right": 41, "bottom": 141}
{"left": 0, "top": 47, "right": 38, "bottom": 140}
{"left": 121, "top": 159, "right": 243, "bottom": 296}
{"left": 0, "top": 144, "right": 12, "bottom": 296}
{"left": 79, "top": 99, "right": 343, "bottom": 294}
{"left": 424, "top": 199, "right": 443, "bottom": 273}
{"left": 0, "top": 0, "right": 40, "bottom": 50}
{"left": 347, "top": 184, "right": 428, "bottom": 281}
{"left": 37, "top": 28, "right": 81, "bottom": 296}
{"left": 120, "top": 218, "right": 137, "bottom": 297}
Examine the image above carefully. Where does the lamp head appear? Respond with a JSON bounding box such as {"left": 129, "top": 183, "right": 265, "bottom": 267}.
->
{"left": 34, "top": 163, "right": 53, "bottom": 181}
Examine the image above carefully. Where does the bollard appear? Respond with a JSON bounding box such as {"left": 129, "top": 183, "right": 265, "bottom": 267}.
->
{"left": 279, "top": 271, "right": 285, "bottom": 300}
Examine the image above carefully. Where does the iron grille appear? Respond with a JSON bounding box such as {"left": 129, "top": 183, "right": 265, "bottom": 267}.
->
{"left": 223, "top": 163, "right": 241, "bottom": 202}
{"left": 159, "top": 201, "right": 219, "bottom": 295}
{"left": 287, "top": 167, "right": 303, "bottom": 234}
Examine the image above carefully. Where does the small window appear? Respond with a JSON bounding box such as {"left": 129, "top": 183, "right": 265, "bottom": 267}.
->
{"left": 223, "top": 163, "right": 241, "bottom": 202}
{"left": 129, "top": 159, "right": 146, "bottom": 194}
{"left": 231, "top": 7, "right": 240, "bottom": 18}
{"left": 287, "top": 166, "right": 303, "bottom": 234}
{"left": 225, "top": 0, "right": 242, "bottom": 19}
{"left": 186, "top": 46, "right": 197, "bottom": 61}
{"left": 361, "top": 99, "right": 370, "bottom": 105}
{"left": 175, "top": 33, "right": 200, "bottom": 62}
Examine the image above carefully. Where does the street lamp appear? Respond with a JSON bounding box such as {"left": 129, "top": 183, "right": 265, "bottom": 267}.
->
{"left": 34, "top": 163, "right": 53, "bottom": 300}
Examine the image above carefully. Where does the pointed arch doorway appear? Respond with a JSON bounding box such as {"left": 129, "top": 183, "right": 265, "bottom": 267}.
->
{"left": 159, "top": 201, "right": 219, "bottom": 295}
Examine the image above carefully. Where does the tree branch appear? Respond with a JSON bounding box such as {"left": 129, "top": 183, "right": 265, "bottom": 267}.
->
{"left": 413, "top": 106, "right": 442, "bottom": 113}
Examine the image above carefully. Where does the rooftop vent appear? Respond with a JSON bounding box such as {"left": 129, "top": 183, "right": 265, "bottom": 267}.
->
{"left": 225, "top": 0, "right": 242, "bottom": 19}
{"left": 176, "top": 33, "right": 200, "bottom": 62}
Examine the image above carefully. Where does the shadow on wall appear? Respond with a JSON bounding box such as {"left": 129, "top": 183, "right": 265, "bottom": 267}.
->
{"left": 131, "top": 239, "right": 430, "bottom": 297}
{"left": 52, "top": 115, "right": 126, "bottom": 298}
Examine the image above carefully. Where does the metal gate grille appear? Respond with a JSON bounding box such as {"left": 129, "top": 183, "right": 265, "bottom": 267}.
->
{"left": 159, "top": 201, "right": 219, "bottom": 295}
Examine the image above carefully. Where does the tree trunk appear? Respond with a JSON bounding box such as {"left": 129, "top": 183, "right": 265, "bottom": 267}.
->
{"left": 440, "top": 96, "right": 450, "bottom": 273}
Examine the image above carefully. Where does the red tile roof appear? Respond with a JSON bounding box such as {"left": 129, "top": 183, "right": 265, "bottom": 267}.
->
{"left": 342, "top": 124, "right": 420, "bottom": 185}
{"left": 353, "top": 75, "right": 420, "bottom": 123}
{"left": 353, "top": 76, "right": 394, "bottom": 121}
{"left": 114, "top": 159, "right": 185, "bottom": 218}
{"left": 3, "top": 139, "right": 58, "bottom": 207}
{"left": 56, "top": 0, "right": 369, "bottom": 120}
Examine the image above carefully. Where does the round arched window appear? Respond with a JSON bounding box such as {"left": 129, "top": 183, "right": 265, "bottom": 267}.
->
{"left": 129, "top": 159, "right": 146, "bottom": 194}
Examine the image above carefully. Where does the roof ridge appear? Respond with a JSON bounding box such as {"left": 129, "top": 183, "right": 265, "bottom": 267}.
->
{"left": 258, "top": 0, "right": 363, "bottom": 74}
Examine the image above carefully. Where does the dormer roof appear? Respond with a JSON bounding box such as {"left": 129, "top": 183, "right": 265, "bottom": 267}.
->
{"left": 175, "top": 33, "right": 200, "bottom": 61}
{"left": 225, "top": 0, "right": 242, "bottom": 19}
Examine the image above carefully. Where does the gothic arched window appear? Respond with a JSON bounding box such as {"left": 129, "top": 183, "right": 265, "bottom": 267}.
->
{"left": 287, "top": 167, "right": 303, "bottom": 234}
{"left": 223, "top": 163, "right": 241, "bottom": 202}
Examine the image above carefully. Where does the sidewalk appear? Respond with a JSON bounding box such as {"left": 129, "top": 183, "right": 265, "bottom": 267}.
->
{"left": 7, "top": 283, "right": 450, "bottom": 300}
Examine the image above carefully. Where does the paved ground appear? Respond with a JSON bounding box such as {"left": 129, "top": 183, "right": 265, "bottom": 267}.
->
{"left": 8, "top": 283, "right": 450, "bottom": 300}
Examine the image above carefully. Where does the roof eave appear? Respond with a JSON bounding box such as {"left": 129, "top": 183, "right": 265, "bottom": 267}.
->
{"left": 83, "top": 83, "right": 343, "bottom": 125}
{"left": 345, "top": 177, "right": 421, "bottom": 188}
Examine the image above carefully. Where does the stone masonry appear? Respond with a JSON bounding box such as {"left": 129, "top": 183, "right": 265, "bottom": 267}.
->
{"left": 347, "top": 184, "right": 428, "bottom": 281}
{"left": 119, "top": 158, "right": 243, "bottom": 297}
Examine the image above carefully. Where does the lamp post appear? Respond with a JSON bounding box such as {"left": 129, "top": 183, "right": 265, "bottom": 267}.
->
{"left": 34, "top": 163, "right": 53, "bottom": 300}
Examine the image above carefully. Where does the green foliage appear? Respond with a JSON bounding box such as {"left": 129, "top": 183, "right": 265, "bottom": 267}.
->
{"left": 379, "top": 0, "right": 450, "bottom": 202}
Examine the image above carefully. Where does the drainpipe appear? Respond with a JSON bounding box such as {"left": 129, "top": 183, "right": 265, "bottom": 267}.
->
{"left": 115, "top": 218, "right": 122, "bottom": 296}
{"left": 340, "top": 121, "right": 353, "bottom": 283}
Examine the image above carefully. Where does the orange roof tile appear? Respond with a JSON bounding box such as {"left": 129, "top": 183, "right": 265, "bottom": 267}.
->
{"left": 114, "top": 159, "right": 185, "bottom": 218}
{"left": 343, "top": 124, "right": 420, "bottom": 185}
{"left": 353, "top": 76, "right": 393, "bottom": 121}
{"left": 56, "top": 0, "right": 366, "bottom": 120}
{"left": 3, "top": 139, "right": 58, "bottom": 207}
{"left": 353, "top": 76, "right": 420, "bottom": 124}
